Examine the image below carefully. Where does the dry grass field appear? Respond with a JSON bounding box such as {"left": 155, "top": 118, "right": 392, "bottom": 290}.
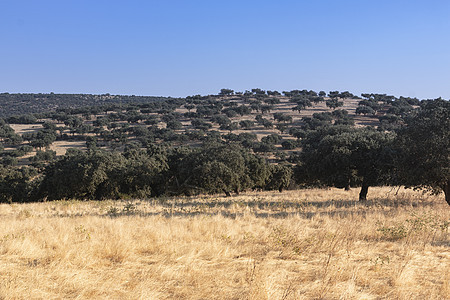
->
{"left": 0, "top": 188, "right": 449, "bottom": 299}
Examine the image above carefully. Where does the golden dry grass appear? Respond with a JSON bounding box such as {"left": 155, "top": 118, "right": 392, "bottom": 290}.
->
{"left": 0, "top": 187, "right": 449, "bottom": 299}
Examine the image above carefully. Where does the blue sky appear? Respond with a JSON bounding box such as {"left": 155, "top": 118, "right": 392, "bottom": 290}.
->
{"left": 1, "top": 0, "right": 449, "bottom": 99}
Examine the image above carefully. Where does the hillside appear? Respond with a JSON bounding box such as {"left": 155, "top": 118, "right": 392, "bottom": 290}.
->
{"left": 1, "top": 89, "right": 412, "bottom": 161}
{"left": 0, "top": 89, "right": 448, "bottom": 204}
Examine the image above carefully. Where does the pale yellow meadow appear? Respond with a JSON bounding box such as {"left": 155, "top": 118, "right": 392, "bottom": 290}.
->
{"left": 1, "top": 187, "right": 448, "bottom": 299}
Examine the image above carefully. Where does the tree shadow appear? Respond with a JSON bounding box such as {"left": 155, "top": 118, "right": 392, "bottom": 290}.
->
{"left": 89, "top": 196, "right": 438, "bottom": 219}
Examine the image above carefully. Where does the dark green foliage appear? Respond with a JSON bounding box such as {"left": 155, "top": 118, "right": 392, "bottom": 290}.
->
{"left": 29, "top": 150, "right": 57, "bottom": 162}
{"left": 1, "top": 155, "right": 18, "bottom": 167}
{"left": 22, "top": 129, "right": 56, "bottom": 149}
{"left": 281, "top": 139, "right": 299, "bottom": 150}
{"left": 358, "top": 99, "right": 381, "bottom": 112}
{"left": 261, "top": 134, "right": 282, "bottom": 145}
{"left": 0, "top": 166, "right": 40, "bottom": 203}
{"left": 191, "top": 119, "right": 213, "bottom": 131}
{"left": 301, "top": 117, "right": 329, "bottom": 130}
{"left": 252, "top": 142, "right": 277, "bottom": 153}
{"left": 288, "top": 128, "right": 307, "bottom": 139}
{"left": 40, "top": 150, "right": 126, "bottom": 200}
{"left": 121, "top": 147, "right": 168, "bottom": 198}
{"left": 283, "top": 89, "right": 317, "bottom": 98}
{"left": 260, "top": 105, "right": 273, "bottom": 114}
{"left": 219, "top": 89, "right": 234, "bottom": 96}
{"left": 312, "top": 112, "right": 333, "bottom": 122}
{"left": 266, "top": 164, "right": 293, "bottom": 192}
{"left": 255, "top": 115, "right": 273, "bottom": 128}
{"left": 399, "top": 96, "right": 420, "bottom": 106}
{"left": 220, "top": 122, "right": 239, "bottom": 132}
{"left": 239, "top": 120, "right": 255, "bottom": 129}
{"left": 166, "top": 120, "right": 183, "bottom": 130}
{"left": 250, "top": 101, "right": 262, "bottom": 112}
{"left": 164, "top": 143, "right": 269, "bottom": 196}
{"left": 211, "top": 115, "right": 231, "bottom": 126}
{"left": 356, "top": 106, "right": 376, "bottom": 116}
{"left": 361, "top": 93, "right": 396, "bottom": 104}
{"left": 291, "top": 96, "right": 313, "bottom": 112}
{"left": 338, "top": 91, "right": 355, "bottom": 99}
{"left": 378, "top": 114, "right": 402, "bottom": 131}
{"left": 0, "top": 93, "right": 171, "bottom": 118}
{"left": 328, "top": 91, "right": 340, "bottom": 98}
{"left": 196, "top": 105, "right": 221, "bottom": 117}
{"left": 7, "top": 114, "right": 37, "bottom": 124}
{"left": 273, "top": 113, "right": 292, "bottom": 123}
{"left": 326, "top": 98, "right": 344, "bottom": 110}
{"left": 40, "top": 148, "right": 168, "bottom": 200}
{"left": 395, "top": 99, "right": 450, "bottom": 205}
{"left": 238, "top": 132, "right": 258, "bottom": 143}
{"left": 331, "top": 109, "right": 349, "bottom": 119}
{"left": 0, "top": 124, "right": 23, "bottom": 145}
{"left": 387, "top": 98, "right": 414, "bottom": 116}
{"left": 267, "top": 90, "right": 281, "bottom": 96}
{"left": 264, "top": 97, "right": 280, "bottom": 105}
{"left": 276, "top": 124, "right": 288, "bottom": 133}
{"left": 296, "top": 126, "right": 396, "bottom": 200}
{"left": 251, "top": 88, "right": 266, "bottom": 95}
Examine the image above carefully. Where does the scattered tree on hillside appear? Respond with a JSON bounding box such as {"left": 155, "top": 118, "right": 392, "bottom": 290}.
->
{"left": 219, "top": 89, "right": 234, "bottom": 96}
{"left": 326, "top": 98, "right": 344, "bottom": 110}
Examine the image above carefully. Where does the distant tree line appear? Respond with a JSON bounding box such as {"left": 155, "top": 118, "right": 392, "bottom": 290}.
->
{"left": 0, "top": 93, "right": 172, "bottom": 117}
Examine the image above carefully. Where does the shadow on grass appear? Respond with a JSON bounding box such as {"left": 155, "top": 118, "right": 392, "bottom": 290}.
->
{"left": 92, "top": 196, "right": 438, "bottom": 220}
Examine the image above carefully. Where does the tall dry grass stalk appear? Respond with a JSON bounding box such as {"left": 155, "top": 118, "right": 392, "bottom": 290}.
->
{"left": 0, "top": 187, "right": 449, "bottom": 299}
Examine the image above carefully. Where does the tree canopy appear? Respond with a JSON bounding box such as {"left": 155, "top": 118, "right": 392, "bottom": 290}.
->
{"left": 395, "top": 99, "right": 450, "bottom": 205}
{"left": 296, "top": 126, "right": 396, "bottom": 200}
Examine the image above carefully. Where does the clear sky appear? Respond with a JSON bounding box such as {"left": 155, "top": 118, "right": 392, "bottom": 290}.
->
{"left": 1, "top": 0, "right": 449, "bottom": 99}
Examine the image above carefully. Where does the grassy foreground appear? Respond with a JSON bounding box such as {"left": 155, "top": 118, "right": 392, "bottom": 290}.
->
{"left": 0, "top": 188, "right": 449, "bottom": 299}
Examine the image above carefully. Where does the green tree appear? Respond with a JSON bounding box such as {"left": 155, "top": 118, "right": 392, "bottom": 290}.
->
{"left": 0, "top": 124, "right": 22, "bottom": 145}
{"left": 267, "top": 164, "right": 293, "bottom": 192}
{"left": 356, "top": 106, "right": 375, "bottom": 116}
{"left": 281, "top": 139, "right": 298, "bottom": 150}
{"left": 121, "top": 147, "right": 168, "bottom": 198}
{"left": 395, "top": 99, "right": 450, "bottom": 205}
{"left": 326, "top": 98, "right": 344, "bottom": 110}
{"left": 239, "top": 120, "right": 254, "bottom": 129}
{"left": 167, "top": 144, "right": 269, "bottom": 196}
{"left": 219, "top": 88, "right": 234, "bottom": 96}
{"left": 40, "top": 150, "right": 127, "bottom": 200}
{"left": 29, "top": 149, "right": 56, "bottom": 163}
{"left": 296, "top": 126, "right": 396, "bottom": 200}
{"left": 166, "top": 120, "right": 183, "bottom": 130}
{"left": 0, "top": 166, "right": 39, "bottom": 203}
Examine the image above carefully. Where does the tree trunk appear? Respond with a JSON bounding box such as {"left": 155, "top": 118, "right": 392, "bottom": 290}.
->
{"left": 278, "top": 186, "right": 284, "bottom": 193}
{"left": 344, "top": 185, "right": 351, "bottom": 191}
{"left": 443, "top": 181, "right": 450, "bottom": 206}
{"left": 359, "top": 184, "right": 369, "bottom": 201}
{"left": 223, "top": 189, "right": 231, "bottom": 197}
